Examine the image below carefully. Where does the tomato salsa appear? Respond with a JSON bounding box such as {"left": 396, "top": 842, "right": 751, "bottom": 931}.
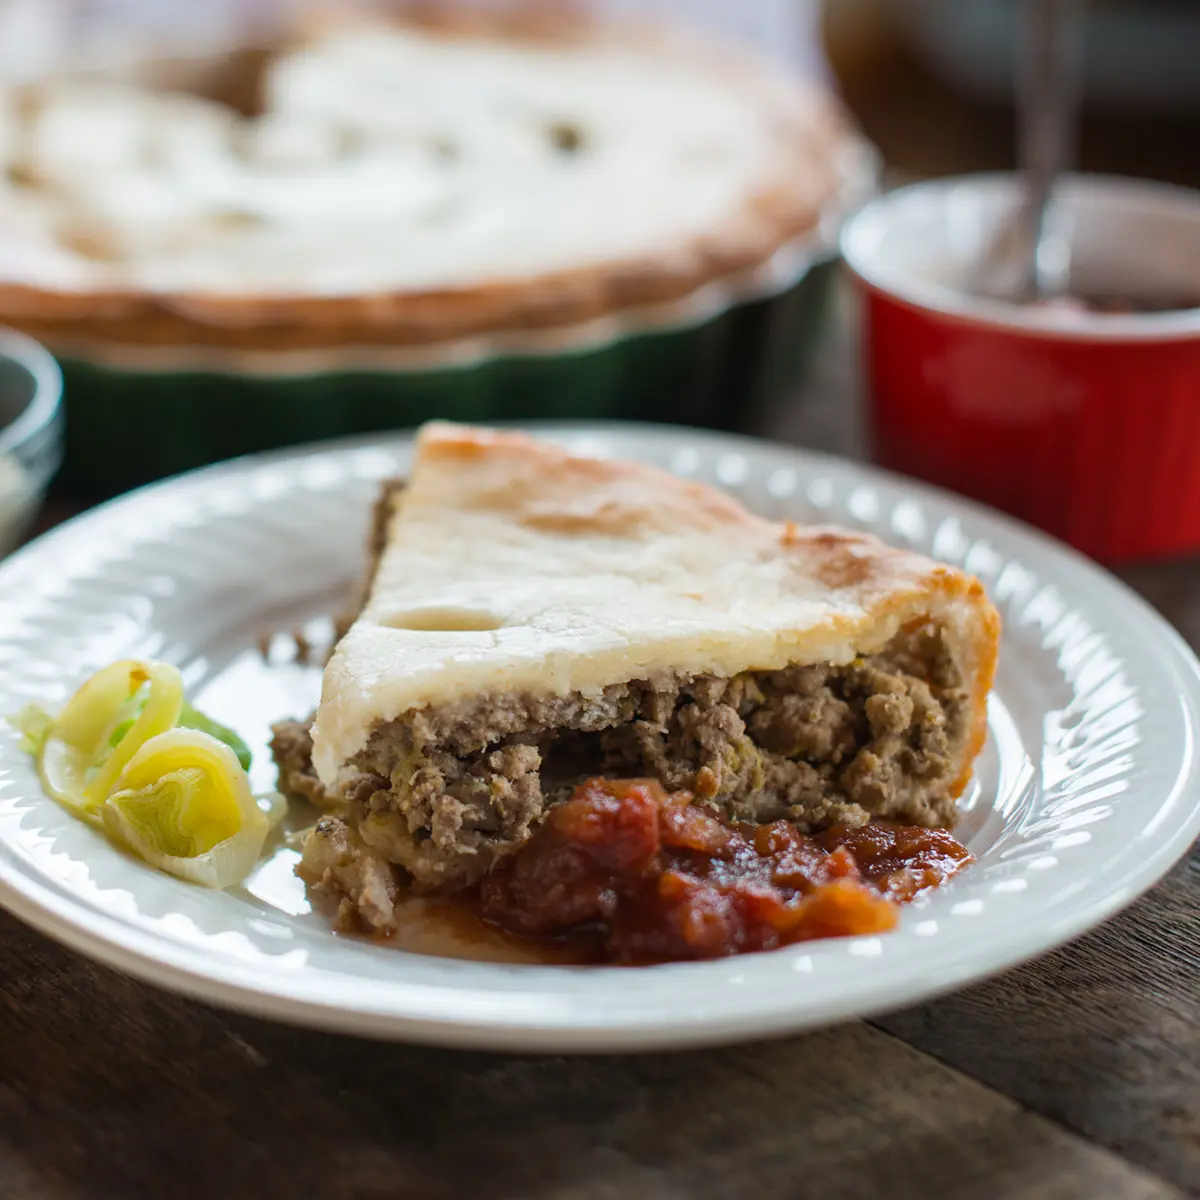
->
{"left": 480, "top": 778, "right": 971, "bottom": 963}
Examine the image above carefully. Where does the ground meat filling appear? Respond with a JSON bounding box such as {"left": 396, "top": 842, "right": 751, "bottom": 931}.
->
{"left": 281, "top": 624, "right": 971, "bottom": 919}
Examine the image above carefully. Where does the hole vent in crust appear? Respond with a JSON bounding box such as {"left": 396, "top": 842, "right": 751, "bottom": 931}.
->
{"left": 381, "top": 607, "right": 504, "bottom": 633}
{"left": 547, "top": 120, "right": 586, "bottom": 154}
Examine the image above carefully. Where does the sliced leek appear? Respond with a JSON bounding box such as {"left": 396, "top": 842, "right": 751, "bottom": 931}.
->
{"left": 178, "top": 703, "right": 253, "bottom": 772}
{"left": 108, "top": 700, "right": 253, "bottom": 771}
{"left": 13, "top": 703, "right": 53, "bottom": 756}
{"left": 103, "top": 728, "right": 269, "bottom": 889}
{"left": 14, "top": 658, "right": 278, "bottom": 889}
{"left": 38, "top": 659, "right": 183, "bottom": 818}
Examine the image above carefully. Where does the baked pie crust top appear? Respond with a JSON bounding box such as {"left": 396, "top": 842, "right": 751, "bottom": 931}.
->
{"left": 0, "top": 11, "right": 852, "bottom": 349}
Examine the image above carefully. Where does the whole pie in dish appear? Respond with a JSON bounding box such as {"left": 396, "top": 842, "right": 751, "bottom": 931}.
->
{"left": 0, "top": 8, "right": 853, "bottom": 353}
{"left": 273, "top": 424, "right": 1001, "bottom": 936}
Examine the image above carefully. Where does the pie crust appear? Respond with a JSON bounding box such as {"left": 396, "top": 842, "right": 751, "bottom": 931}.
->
{"left": 0, "top": 6, "right": 857, "bottom": 351}
{"left": 314, "top": 422, "right": 1001, "bottom": 791}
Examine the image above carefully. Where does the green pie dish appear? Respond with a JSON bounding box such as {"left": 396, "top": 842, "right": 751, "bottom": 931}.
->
{"left": 55, "top": 256, "right": 841, "bottom": 500}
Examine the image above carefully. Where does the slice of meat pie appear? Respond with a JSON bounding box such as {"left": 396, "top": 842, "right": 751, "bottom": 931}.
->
{"left": 291, "top": 422, "right": 1000, "bottom": 923}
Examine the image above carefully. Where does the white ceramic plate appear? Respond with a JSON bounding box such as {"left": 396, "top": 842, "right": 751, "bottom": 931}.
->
{"left": 0, "top": 424, "right": 1197, "bottom": 1052}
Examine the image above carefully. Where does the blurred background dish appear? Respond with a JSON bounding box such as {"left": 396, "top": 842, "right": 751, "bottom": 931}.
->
{"left": 0, "top": 0, "right": 1197, "bottom": 566}
{"left": 0, "top": 327, "right": 63, "bottom": 554}
{"left": 824, "top": 1, "right": 1200, "bottom": 187}
{"left": 0, "top": 0, "right": 872, "bottom": 497}
{"left": 882, "top": 0, "right": 1200, "bottom": 113}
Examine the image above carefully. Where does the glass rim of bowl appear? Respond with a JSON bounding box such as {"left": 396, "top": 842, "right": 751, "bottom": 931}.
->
{"left": 0, "top": 327, "right": 62, "bottom": 463}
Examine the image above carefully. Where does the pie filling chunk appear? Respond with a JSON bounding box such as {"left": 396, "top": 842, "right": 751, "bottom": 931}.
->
{"left": 273, "top": 423, "right": 999, "bottom": 936}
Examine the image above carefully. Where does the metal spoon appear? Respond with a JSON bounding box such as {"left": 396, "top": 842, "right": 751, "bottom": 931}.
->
{"left": 1015, "top": 0, "right": 1085, "bottom": 300}
{"left": 974, "top": 0, "right": 1085, "bottom": 303}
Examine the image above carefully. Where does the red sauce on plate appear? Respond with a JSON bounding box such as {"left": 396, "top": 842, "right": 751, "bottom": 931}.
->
{"left": 480, "top": 778, "right": 971, "bottom": 964}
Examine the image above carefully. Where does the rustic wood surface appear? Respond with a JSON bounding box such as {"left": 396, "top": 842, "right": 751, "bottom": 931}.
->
{"left": 0, "top": 903, "right": 1185, "bottom": 1200}
{"left": 2, "top": 311, "right": 1194, "bottom": 1200}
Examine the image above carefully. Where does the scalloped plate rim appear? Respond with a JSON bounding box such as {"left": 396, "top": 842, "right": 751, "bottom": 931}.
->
{"left": 0, "top": 422, "right": 1196, "bottom": 1052}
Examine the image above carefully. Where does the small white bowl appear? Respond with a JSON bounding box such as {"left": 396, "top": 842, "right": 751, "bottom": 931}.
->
{"left": 0, "top": 328, "right": 63, "bottom": 555}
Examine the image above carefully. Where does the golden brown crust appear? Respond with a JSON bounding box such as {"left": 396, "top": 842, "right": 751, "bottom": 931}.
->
{"left": 415, "top": 422, "right": 774, "bottom": 539}
{"left": 0, "top": 7, "right": 852, "bottom": 353}
{"left": 416, "top": 423, "right": 1002, "bottom": 714}
{"left": 413, "top": 424, "right": 994, "bottom": 597}
{"left": 335, "top": 478, "right": 407, "bottom": 642}
{"left": 0, "top": 205, "right": 812, "bottom": 351}
{"left": 316, "top": 424, "right": 1002, "bottom": 792}
{"left": 425, "top": 424, "right": 1001, "bottom": 800}
{"left": 293, "top": 1, "right": 607, "bottom": 47}
{"left": 952, "top": 582, "right": 1001, "bottom": 801}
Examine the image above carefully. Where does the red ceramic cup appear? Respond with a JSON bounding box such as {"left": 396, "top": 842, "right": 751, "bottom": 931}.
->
{"left": 841, "top": 174, "right": 1200, "bottom": 563}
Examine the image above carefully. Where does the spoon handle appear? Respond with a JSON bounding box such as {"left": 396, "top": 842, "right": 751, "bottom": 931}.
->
{"left": 1016, "top": 0, "right": 1085, "bottom": 299}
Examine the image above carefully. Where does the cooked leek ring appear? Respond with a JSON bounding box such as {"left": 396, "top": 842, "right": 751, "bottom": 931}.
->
{"left": 103, "top": 728, "right": 269, "bottom": 889}
{"left": 39, "top": 660, "right": 183, "bottom": 818}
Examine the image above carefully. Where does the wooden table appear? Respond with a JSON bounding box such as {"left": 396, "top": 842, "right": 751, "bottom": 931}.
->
{"left": 2, "top": 308, "right": 1197, "bottom": 1200}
